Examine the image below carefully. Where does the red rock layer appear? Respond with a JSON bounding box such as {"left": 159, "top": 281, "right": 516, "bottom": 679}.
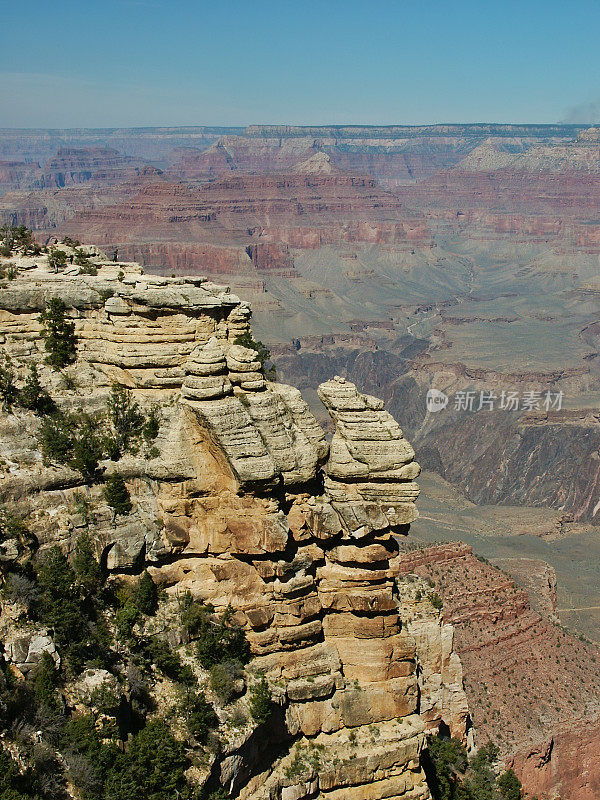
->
{"left": 60, "top": 168, "right": 431, "bottom": 275}
{"left": 394, "top": 543, "right": 600, "bottom": 800}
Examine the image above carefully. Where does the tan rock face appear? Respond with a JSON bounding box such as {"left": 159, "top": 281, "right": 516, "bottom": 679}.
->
{"left": 0, "top": 251, "right": 469, "bottom": 800}
{"left": 318, "top": 376, "right": 420, "bottom": 530}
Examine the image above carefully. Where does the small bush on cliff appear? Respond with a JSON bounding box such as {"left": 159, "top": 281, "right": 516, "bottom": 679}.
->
{"left": 142, "top": 405, "right": 161, "bottom": 444}
{"left": 34, "top": 545, "right": 111, "bottom": 674}
{"left": 178, "top": 592, "right": 212, "bottom": 639}
{"left": 195, "top": 605, "right": 250, "bottom": 668}
{"left": 248, "top": 676, "right": 272, "bottom": 724}
{"left": 39, "top": 297, "right": 77, "bottom": 369}
{"left": 104, "top": 720, "right": 188, "bottom": 800}
{"left": 73, "top": 248, "right": 97, "bottom": 274}
{"left": 32, "top": 651, "right": 59, "bottom": 710}
{"left": 104, "top": 385, "right": 160, "bottom": 459}
{"left": 103, "top": 474, "right": 132, "bottom": 519}
{"left": 0, "top": 359, "right": 19, "bottom": 412}
{"left": 107, "top": 384, "right": 144, "bottom": 453}
{"left": 135, "top": 571, "right": 158, "bottom": 615}
{"left": 0, "top": 261, "right": 18, "bottom": 279}
{"left": 185, "top": 690, "right": 218, "bottom": 741}
{"left": 496, "top": 770, "right": 523, "bottom": 800}
{"left": 0, "top": 504, "right": 31, "bottom": 543}
{"left": 0, "top": 746, "right": 44, "bottom": 799}
{"left": 73, "top": 533, "right": 103, "bottom": 595}
{"left": 115, "top": 600, "right": 140, "bottom": 644}
{"left": 70, "top": 418, "right": 105, "bottom": 482}
{"left": 48, "top": 247, "right": 68, "bottom": 273}
{"left": 39, "top": 411, "right": 104, "bottom": 482}
{"left": 19, "top": 364, "right": 55, "bottom": 415}
{"left": 1, "top": 225, "right": 37, "bottom": 255}
{"left": 233, "top": 331, "right": 276, "bottom": 380}
{"left": 146, "top": 638, "right": 196, "bottom": 686}
{"left": 39, "top": 411, "right": 76, "bottom": 463}
{"left": 209, "top": 660, "right": 243, "bottom": 705}
{"left": 35, "top": 546, "right": 94, "bottom": 673}
{"left": 425, "top": 736, "right": 523, "bottom": 800}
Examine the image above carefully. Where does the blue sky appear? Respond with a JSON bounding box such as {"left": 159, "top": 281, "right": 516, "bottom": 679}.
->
{"left": 2, "top": 0, "right": 600, "bottom": 127}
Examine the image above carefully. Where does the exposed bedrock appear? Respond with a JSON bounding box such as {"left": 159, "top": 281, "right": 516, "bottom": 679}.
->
{"left": 0, "top": 250, "right": 471, "bottom": 799}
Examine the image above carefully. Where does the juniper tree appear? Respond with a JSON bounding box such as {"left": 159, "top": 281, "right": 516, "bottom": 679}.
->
{"left": 103, "top": 473, "right": 132, "bottom": 519}
{"left": 39, "top": 297, "right": 77, "bottom": 370}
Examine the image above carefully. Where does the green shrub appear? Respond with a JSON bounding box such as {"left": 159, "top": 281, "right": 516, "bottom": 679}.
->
{"left": 103, "top": 474, "right": 132, "bottom": 518}
{"left": 35, "top": 546, "right": 90, "bottom": 672}
{"left": 48, "top": 247, "right": 68, "bottom": 273}
{"left": 429, "top": 592, "right": 443, "bottom": 611}
{"left": 146, "top": 638, "right": 196, "bottom": 686}
{"left": 34, "top": 545, "right": 110, "bottom": 674}
{"left": 135, "top": 571, "right": 158, "bottom": 615}
{"left": 70, "top": 419, "right": 104, "bottom": 483}
{"left": 0, "top": 261, "right": 18, "bottom": 280}
{"left": 195, "top": 606, "right": 250, "bottom": 668}
{"left": 497, "top": 769, "right": 523, "bottom": 800}
{"left": 0, "top": 360, "right": 19, "bottom": 411}
{"left": 19, "top": 364, "right": 55, "bottom": 415}
{"left": 115, "top": 601, "right": 140, "bottom": 644}
{"left": 0, "top": 505, "right": 30, "bottom": 543}
{"left": 39, "top": 297, "right": 77, "bottom": 369}
{"left": 39, "top": 411, "right": 76, "bottom": 463}
{"left": 32, "top": 651, "right": 58, "bottom": 709}
{"left": 185, "top": 691, "right": 218, "bottom": 741}
{"left": 9, "top": 226, "right": 36, "bottom": 253}
{"left": 248, "top": 677, "right": 272, "bottom": 724}
{"left": 0, "top": 745, "right": 44, "bottom": 799}
{"left": 73, "top": 533, "right": 103, "bottom": 594}
{"left": 59, "top": 370, "right": 78, "bottom": 391}
{"left": 74, "top": 249, "right": 97, "bottom": 274}
{"left": 39, "top": 411, "right": 103, "bottom": 482}
{"left": 426, "top": 736, "right": 469, "bottom": 800}
{"left": 142, "top": 406, "right": 160, "bottom": 443}
{"left": 107, "top": 384, "right": 144, "bottom": 454}
{"left": 209, "top": 660, "right": 243, "bottom": 705}
{"left": 426, "top": 736, "right": 523, "bottom": 800}
{"left": 104, "top": 720, "right": 188, "bottom": 800}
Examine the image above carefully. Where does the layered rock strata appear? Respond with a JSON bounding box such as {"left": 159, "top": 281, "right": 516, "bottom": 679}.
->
{"left": 0, "top": 248, "right": 470, "bottom": 799}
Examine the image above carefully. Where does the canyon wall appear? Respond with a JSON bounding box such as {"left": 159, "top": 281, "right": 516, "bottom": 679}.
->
{"left": 395, "top": 543, "right": 600, "bottom": 800}
{"left": 0, "top": 247, "right": 470, "bottom": 799}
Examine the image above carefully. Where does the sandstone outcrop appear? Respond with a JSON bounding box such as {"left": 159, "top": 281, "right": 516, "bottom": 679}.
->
{"left": 0, "top": 247, "right": 470, "bottom": 799}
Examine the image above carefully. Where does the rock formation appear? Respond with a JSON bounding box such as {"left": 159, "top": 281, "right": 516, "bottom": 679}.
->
{"left": 395, "top": 543, "right": 600, "bottom": 800}
{"left": 0, "top": 246, "right": 470, "bottom": 799}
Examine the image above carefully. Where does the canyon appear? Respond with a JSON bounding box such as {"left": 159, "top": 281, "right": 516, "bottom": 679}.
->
{"left": 3, "top": 120, "right": 600, "bottom": 796}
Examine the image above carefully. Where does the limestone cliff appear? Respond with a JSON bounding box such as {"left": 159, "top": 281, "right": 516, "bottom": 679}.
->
{"left": 0, "top": 245, "right": 470, "bottom": 799}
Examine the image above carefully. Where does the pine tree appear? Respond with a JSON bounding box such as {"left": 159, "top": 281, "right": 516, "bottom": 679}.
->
{"left": 135, "top": 571, "right": 158, "bottom": 615}
{"left": 20, "top": 364, "right": 55, "bottom": 415}
{"left": 73, "top": 533, "right": 103, "bottom": 594}
{"left": 103, "top": 474, "right": 132, "bottom": 519}
{"left": 39, "top": 297, "right": 77, "bottom": 370}
{"left": 249, "top": 677, "right": 272, "bottom": 724}
{"left": 0, "top": 360, "right": 18, "bottom": 411}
